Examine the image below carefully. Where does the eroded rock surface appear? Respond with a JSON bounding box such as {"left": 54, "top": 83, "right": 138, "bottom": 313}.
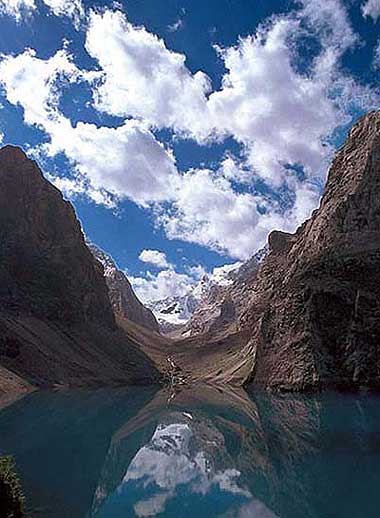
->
{"left": 89, "top": 244, "right": 159, "bottom": 333}
{"left": 239, "top": 111, "right": 380, "bottom": 390}
{"left": 0, "top": 146, "right": 160, "bottom": 388}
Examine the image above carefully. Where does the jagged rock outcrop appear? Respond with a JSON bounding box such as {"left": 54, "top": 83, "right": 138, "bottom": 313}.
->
{"left": 238, "top": 111, "right": 380, "bottom": 390}
{"left": 89, "top": 244, "right": 159, "bottom": 333}
{"left": 0, "top": 145, "right": 160, "bottom": 389}
{"left": 146, "top": 262, "right": 243, "bottom": 335}
{"left": 184, "top": 246, "right": 267, "bottom": 337}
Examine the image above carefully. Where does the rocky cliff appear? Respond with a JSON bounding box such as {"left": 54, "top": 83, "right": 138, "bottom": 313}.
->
{"left": 0, "top": 145, "right": 160, "bottom": 389}
{"left": 89, "top": 244, "right": 159, "bottom": 333}
{"left": 167, "top": 112, "right": 380, "bottom": 390}
{"left": 238, "top": 111, "right": 380, "bottom": 390}
{"left": 0, "top": 146, "right": 114, "bottom": 326}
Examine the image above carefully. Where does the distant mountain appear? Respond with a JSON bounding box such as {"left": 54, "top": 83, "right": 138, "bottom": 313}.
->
{"left": 0, "top": 145, "right": 160, "bottom": 391}
{"left": 183, "top": 246, "right": 268, "bottom": 337}
{"left": 147, "top": 252, "right": 269, "bottom": 336}
{"left": 146, "top": 262, "right": 243, "bottom": 334}
{"left": 89, "top": 244, "right": 159, "bottom": 333}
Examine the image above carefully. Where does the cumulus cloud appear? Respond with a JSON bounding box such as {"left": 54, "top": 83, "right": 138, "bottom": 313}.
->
{"left": 362, "top": 0, "right": 380, "bottom": 21}
{"left": 0, "top": 0, "right": 35, "bottom": 21}
{"left": 85, "top": 3, "right": 364, "bottom": 187}
{"left": 0, "top": 0, "right": 84, "bottom": 25}
{"left": 85, "top": 9, "right": 212, "bottom": 140}
{"left": 0, "top": 48, "right": 80, "bottom": 127}
{"left": 130, "top": 269, "right": 194, "bottom": 302}
{"left": 139, "top": 249, "right": 171, "bottom": 269}
{"left": 206, "top": 3, "right": 355, "bottom": 185}
{"left": 43, "top": 118, "right": 179, "bottom": 206}
{"left": 158, "top": 168, "right": 320, "bottom": 259}
{"left": 0, "top": 0, "right": 378, "bottom": 263}
{"left": 158, "top": 169, "right": 264, "bottom": 259}
{"left": 0, "top": 48, "right": 180, "bottom": 206}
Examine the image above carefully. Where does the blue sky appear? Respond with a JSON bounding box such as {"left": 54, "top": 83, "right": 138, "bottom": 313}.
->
{"left": 0, "top": 0, "right": 379, "bottom": 301}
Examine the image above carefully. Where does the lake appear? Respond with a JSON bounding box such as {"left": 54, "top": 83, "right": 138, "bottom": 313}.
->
{"left": 0, "top": 384, "right": 380, "bottom": 518}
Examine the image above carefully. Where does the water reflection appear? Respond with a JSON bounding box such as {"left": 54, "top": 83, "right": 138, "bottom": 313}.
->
{"left": 0, "top": 384, "right": 380, "bottom": 517}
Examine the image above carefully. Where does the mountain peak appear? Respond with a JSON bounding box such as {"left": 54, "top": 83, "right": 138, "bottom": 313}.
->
{"left": 0, "top": 144, "right": 28, "bottom": 160}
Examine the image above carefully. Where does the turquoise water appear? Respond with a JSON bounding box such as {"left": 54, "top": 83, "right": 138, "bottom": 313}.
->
{"left": 1, "top": 384, "right": 380, "bottom": 518}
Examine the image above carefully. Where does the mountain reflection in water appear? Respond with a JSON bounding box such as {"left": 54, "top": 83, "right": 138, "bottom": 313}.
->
{"left": 0, "top": 384, "right": 380, "bottom": 518}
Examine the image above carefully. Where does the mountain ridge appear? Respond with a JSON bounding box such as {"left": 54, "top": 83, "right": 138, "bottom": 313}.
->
{"left": 1, "top": 111, "right": 380, "bottom": 394}
{"left": 89, "top": 243, "right": 159, "bottom": 333}
{"left": 0, "top": 145, "right": 161, "bottom": 392}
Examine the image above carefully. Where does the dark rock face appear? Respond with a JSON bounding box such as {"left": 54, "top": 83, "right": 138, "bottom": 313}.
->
{"left": 0, "top": 146, "right": 160, "bottom": 388}
{"left": 0, "top": 146, "right": 114, "bottom": 327}
{"left": 89, "top": 245, "right": 159, "bottom": 333}
{"left": 239, "top": 111, "right": 380, "bottom": 390}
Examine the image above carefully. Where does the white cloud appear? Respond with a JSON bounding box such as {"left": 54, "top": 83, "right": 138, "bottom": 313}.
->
{"left": 43, "top": 118, "right": 179, "bottom": 206}
{"left": 85, "top": 3, "right": 363, "bottom": 188}
{"left": 158, "top": 169, "right": 267, "bottom": 259}
{"left": 0, "top": 0, "right": 35, "bottom": 21}
{"left": 373, "top": 40, "right": 380, "bottom": 68}
{"left": 0, "top": 48, "right": 80, "bottom": 127}
{"left": 362, "top": 0, "right": 380, "bottom": 21}
{"left": 0, "top": 131, "right": 4, "bottom": 143}
{"left": 42, "top": 0, "right": 84, "bottom": 28}
{"left": 301, "top": 0, "right": 357, "bottom": 51}
{"left": 139, "top": 249, "right": 171, "bottom": 269}
{"left": 85, "top": 9, "right": 212, "bottom": 140}
{"left": 0, "top": 48, "right": 180, "bottom": 207}
{"left": 207, "top": 12, "right": 351, "bottom": 186}
{"left": 167, "top": 18, "right": 184, "bottom": 32}
{"left": 157, "top": 168, "right": 320, "bottom": 260}
{"left": 131, "top": 269, "right": 194, "bottom": 302}
{"left": 0, "top": 0, "right": 84, "bottom": 25}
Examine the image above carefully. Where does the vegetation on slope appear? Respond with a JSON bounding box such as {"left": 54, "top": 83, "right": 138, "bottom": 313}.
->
{"left": 0, "top": 456, "right": 25, "bottom": 518}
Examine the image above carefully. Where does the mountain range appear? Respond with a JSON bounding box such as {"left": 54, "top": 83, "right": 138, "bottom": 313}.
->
{"left": 146, "top": 248, "right": 267, "bottom": 336}
{"left": 1, "top": 111, "right": 380, "bottom": 396}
